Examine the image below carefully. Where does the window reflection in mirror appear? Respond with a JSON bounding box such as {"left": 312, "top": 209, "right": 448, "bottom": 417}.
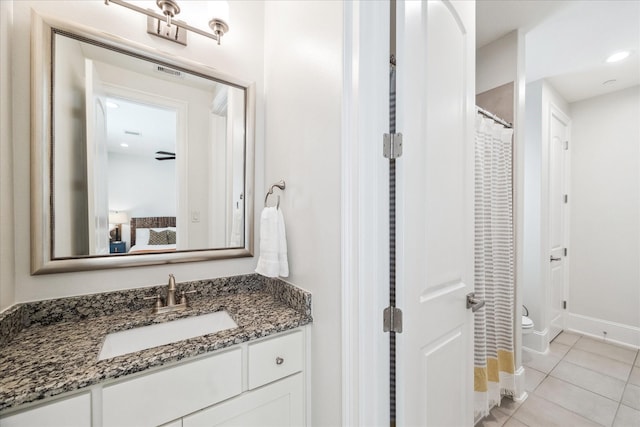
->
{"left": 52, "top": 30, "right": 246, "bottom": 259}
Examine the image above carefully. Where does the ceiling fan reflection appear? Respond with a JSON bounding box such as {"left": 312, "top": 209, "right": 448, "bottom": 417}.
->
{"left": 155, "top": 150, "right": 176, "bottom": 161}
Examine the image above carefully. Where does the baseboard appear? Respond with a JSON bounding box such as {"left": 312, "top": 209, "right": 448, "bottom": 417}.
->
{"left": 522, "top": 328, "right": 548, "bottom": 353}
{"left": 513, "top": 366, "right": 528, "bottom": 402}
{"left": 566, "top": 312, "right": 640, "bottom": 350}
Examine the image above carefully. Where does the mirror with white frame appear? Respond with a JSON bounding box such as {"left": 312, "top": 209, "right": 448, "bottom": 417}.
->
{"left": 31, "top": 15, "right": 255, "bottom": 274}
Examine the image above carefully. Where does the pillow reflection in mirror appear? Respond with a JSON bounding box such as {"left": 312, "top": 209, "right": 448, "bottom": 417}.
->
{"left": 136, "top": 227, "right": 176, "bottom": 245}
{"left": 149, "top": 229, "right": 169, "bottom": 245}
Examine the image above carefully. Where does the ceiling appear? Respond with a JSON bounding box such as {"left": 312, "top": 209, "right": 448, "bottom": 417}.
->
{"left": 105, "top": 97, "right": 176, "bottom": 158}
{"left": 477, "top": 0, "right": 640, "bottom": 103}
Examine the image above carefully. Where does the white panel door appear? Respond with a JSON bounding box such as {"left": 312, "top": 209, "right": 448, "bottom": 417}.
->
{"left": 548, "top": 108, "right": 569, "bottom": 340}
{"left": 397, "top": 1, "right": 475, "bottom": 426}
{"left": 85, "top": 59, "right": 110, "bottom": 255}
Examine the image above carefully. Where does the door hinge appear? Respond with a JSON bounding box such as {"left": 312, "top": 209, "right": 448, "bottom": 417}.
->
{"left": 564, "top": 194, "right": 568, "bottom": 204}
{"left": 564, "top": 140, "right": 569, "bottom": 150}
{"left": 564, "top": 248, "right": 568, "bottom": 256}
{"left": 383, "top": 133, "right": 403, "bottom": 159}
{"left": 383, "top": 306, "right": 403, "bottom": 333}
{"left": 563, "top": 300, "right": 567, "bottom": 310}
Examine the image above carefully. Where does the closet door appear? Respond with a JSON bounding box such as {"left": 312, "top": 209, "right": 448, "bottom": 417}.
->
{"left": 396, "top": 1, "right": 475, "bottom": 425}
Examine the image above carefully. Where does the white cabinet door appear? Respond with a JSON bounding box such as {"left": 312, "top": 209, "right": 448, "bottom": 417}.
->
{"left": 183, "top": 373, "right": 304, "bottom": 427}
{"left": 397, "top": 1, "right": 475, "bottom": 426}
{"left": 103, "top": 348, "right": 242, "bottom": 427}
{"left": 0, "top": 393, "right": 91, "bottom": 427}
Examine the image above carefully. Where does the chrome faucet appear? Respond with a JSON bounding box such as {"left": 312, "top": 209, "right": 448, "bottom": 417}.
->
{"left": 144, "top": 274, "right": 195, "bottom": 314}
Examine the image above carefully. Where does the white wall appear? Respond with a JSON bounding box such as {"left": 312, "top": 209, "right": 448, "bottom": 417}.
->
{"left": 7, "top": 0, "right": 265, "bottom": 302}
{"left": 476, "top": 30, "right": 518, "bottom": 95}
{"left": 108, "top": 152, "right": 177, "bottom": 247}
{"left": 263, "top": 2, "right": 343, "bottom": 425}
{"left": 523, "top": 79, "right": 570, "bottom": 351}
{"left": 567, "top": 86, "right": 640, "bottom": 343}
{"left": 0, "top": 0, "right": 15, "bottom": 311}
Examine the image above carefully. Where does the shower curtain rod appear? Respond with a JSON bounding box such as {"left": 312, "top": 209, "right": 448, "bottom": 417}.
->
{"left": 476, "top": 106, "right": 513, "bottom": 129}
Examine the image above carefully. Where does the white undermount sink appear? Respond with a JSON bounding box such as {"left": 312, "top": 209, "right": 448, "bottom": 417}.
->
{"left": 98, "top": 311, "right": 238, "bottom": 361}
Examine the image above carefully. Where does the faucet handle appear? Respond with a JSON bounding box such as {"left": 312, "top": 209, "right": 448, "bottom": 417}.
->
{"left": 144, "top": 294, "right": 163, "bottom": 310}
{"left": 179, "top": 290, "right": 197, "bottom": 305}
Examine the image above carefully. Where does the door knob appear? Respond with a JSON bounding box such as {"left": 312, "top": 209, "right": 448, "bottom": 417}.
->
{"left": 466, "top": 293, "right": 485, "bottom": 312}
{"left": 550, "top": 256, "right": 562, "bottom": 262}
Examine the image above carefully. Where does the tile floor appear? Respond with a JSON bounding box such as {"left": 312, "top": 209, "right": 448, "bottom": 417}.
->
{"left": 478, "top": 332, "right": 640, "bottom": 427}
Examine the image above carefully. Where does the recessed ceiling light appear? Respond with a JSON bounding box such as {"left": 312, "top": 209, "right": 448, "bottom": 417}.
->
{"left": 606, "top": 51, "right": 630, "bottom": 63}
{"left": 106, "top": 101, "right": 119, "bottom": 108}
{"left": 120, "top": 143, "right": 129, "bottom": 148}
{"left": 603, "top": 79, "right": 617, "bottom": 86}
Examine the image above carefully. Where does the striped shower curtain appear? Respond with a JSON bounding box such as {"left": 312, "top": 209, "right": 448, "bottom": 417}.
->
{"left": 473, "top": 113, "right": 516, "bottom": 418}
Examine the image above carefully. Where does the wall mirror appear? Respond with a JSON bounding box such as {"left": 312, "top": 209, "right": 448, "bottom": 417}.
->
{"left": 31, "top": 14, "right": 255, "bottom": 274}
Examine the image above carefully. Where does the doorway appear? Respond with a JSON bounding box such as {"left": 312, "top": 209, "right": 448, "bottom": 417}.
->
{"left": 547, "top": 106, "right": 570, "bottom": 341}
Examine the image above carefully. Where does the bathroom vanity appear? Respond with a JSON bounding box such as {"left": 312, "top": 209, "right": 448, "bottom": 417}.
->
{"left": 0, "top": 274, "right": 312, "bottom": 426}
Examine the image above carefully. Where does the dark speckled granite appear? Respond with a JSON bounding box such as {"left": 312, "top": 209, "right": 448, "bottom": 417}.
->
{"left": 0, "top": 274, "right": 312, "bottom": 413}
{"left": 265, "top": 277, "right": 312, "bottom": 317}
{"left": 0, "top": 305, "right": 25, "bottom": 348}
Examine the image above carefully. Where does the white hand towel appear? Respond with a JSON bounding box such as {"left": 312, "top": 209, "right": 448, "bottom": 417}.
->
{"left": 255, "top": 206, "right": 289, "bottom": 278}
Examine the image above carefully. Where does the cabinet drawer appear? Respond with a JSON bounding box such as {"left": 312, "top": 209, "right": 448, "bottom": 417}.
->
{"left": 103, "top": 348, "right": 242, "bottom": 427}
{"left": 248, "top": 330, "right": 303, "bottom": 389}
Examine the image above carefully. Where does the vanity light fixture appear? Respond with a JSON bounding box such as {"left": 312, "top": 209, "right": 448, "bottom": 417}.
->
{"left": 104, "top": 0, "right": 230, "bottom": 46}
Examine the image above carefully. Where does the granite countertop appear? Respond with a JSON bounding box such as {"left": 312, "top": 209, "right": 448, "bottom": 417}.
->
{"left": 0, "top": 274, "right": 312, "bottom": 413}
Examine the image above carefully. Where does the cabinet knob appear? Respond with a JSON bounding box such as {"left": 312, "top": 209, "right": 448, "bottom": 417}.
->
{"left": 275, "top": 357, "right": 284, "bottom": 365}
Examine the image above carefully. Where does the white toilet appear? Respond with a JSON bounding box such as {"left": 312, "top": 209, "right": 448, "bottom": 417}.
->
{"left": 522, "top": 315, "right": 534, "bottom": 335}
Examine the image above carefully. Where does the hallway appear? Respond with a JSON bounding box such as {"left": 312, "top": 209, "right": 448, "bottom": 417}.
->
{"left": 479, "top": 332, "right": 640, "bottom": 426}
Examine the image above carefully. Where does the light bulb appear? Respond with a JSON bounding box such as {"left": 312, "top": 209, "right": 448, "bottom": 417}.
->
{"left": 606, "top": 51, "right": 630, "bottom": 63}
{"left": 208, "top": 1, "right": 229, "bottom": 24}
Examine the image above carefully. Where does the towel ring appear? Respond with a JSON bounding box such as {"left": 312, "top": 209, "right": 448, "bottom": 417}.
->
{"left": 264, "top": 179, "right": 286, "bottom": 209}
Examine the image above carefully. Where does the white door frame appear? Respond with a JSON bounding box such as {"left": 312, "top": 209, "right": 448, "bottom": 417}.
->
{"left": 342, "top": 0, "right": 476, "bottom": 424}
{"left": 341, "top": 1, "right": 391, "bottom": 425}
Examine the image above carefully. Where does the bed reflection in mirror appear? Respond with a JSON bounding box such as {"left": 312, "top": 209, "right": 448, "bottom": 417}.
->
{"left": 52, "top": 30, "right": 246, "bottom": 258}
